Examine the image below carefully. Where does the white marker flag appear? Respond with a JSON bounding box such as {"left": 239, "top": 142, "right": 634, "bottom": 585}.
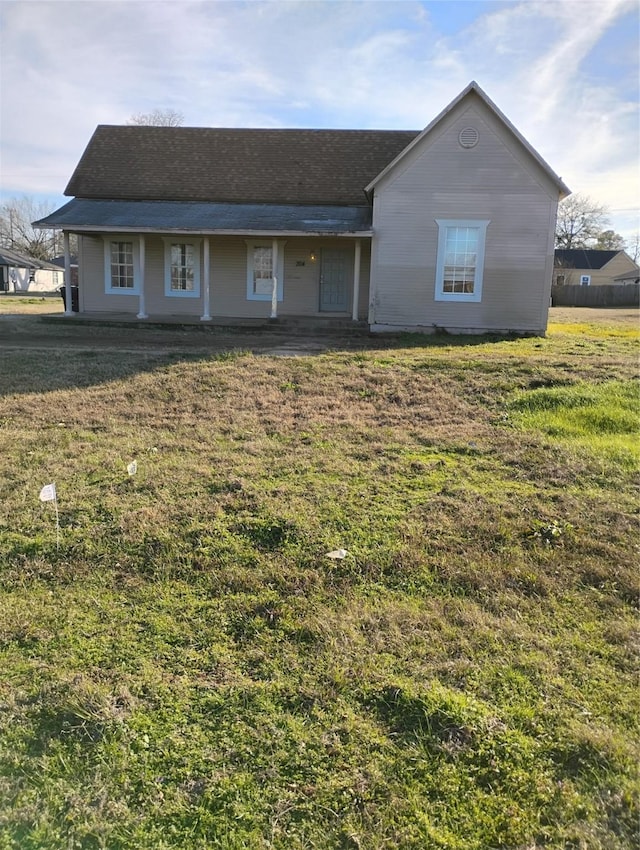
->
{"left": 39, "top": 482, "right": 60, "bottom": 549}
{"left": 39, "top": 483, "right": 57, "bottom": 502}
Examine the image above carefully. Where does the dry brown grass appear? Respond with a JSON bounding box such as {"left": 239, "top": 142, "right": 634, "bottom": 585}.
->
{"left": 0, "top": 309, "right": 638, "bottom": 849}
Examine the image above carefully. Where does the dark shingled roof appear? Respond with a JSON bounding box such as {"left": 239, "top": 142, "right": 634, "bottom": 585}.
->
{"left": 64, "top": 126, "right": 420, "bottom": 206}
{"left": 554, "top": 249, "right": 620, "bottom": 269}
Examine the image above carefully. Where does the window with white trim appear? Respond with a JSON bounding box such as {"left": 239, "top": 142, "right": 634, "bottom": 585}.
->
{"left": 434, "top": 220, "right": 489, "bottom": 303}
{"left": 163, "top": 239, "right": 201, "bottom": 298}
{"left": 103, "top": 238, "right": 140, "bottom": 294}
{"left": 245, "top": 241, "right": 285, "bottom": 301}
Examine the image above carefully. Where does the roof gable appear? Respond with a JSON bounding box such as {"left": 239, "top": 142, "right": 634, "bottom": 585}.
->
{"left": 365, "top": 81, "right": 570, "bottom": 198}
{"left": 65, "top": 127, "right": 419, "bottom": 206}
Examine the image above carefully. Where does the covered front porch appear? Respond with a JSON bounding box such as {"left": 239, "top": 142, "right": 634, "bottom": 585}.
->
{"left": 34, "top": 200, "right": 374, "bottom": 327}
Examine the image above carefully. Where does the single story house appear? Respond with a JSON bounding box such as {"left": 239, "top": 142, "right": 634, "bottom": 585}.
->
{"left": 553, "top": 249, "right": 640, "bottom": 287}
{"left": 34, "top": 81, "right": 569, "bottom": 334}
{"left": 0, "top": 246, "right": 63, "bottom": 293}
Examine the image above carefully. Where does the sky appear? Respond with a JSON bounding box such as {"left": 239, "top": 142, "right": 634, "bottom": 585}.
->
{"left": 1, "top": 0, "right": 639, "bottom": 241}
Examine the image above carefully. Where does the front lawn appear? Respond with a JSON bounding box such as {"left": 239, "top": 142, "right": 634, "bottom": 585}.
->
{"left": 0, "top": 295, "right": 63, "bottom": 314}
{"left": 0, "top": 313, "right": 638, "bottom": 849}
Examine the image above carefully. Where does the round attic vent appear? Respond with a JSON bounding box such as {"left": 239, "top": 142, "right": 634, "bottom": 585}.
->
{"left": 458, "top": 127, "right": 479, "bottom": 148}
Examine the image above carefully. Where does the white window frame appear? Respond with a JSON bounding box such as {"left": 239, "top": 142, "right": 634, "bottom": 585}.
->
{"left": 103, "top": 237, "right": 141, "bottom": 295}
{"left": 245, "top": 240, "right": 285, "bottom": 301}
{"left": 434, "top": 219, "right": 490, "bottom": 303}
{"left": 163, "top": 238, "right": 201, "bottom": 298}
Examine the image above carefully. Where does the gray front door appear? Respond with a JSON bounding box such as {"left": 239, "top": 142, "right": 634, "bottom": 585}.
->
{"left": 320, "top": 249, "right": 350, "bottom": 312}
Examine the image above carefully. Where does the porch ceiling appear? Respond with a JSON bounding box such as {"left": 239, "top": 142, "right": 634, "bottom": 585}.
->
{"left": 33, "top": 199, "right": 373, "bottom": 236}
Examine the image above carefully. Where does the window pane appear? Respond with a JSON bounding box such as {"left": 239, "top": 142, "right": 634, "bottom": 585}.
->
{"left": 253, "top": 246, "right": 273, "bottom": 294}
{"left": 170, "top": 243, "right": 195, "bottom": 291}
{"left": 443, "top": 227, "right": 478, "bottom": 295}
{"left": 110, "top": 241, "right": 134, "bottom": 288}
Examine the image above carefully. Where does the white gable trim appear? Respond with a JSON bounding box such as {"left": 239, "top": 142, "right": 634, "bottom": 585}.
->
{"left": 601, "top": 251, "right": 639, "bottom": 272}
{"left": 365, "top": 81, "right": 570, "bottom": 198}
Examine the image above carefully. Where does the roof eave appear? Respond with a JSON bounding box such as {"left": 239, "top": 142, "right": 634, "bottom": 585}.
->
{"left": 33, "top": 198, "right": 373, "bottom": 235}
{"left": 35, "top": 223, "right": 373, "bottom": 238}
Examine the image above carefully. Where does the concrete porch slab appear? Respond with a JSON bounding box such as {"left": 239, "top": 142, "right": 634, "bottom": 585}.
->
{"left": 40, "top": 312, "right": 369, "bottom": 334}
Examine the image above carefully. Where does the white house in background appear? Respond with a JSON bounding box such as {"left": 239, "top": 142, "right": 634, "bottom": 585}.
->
{"left": 34, "top": 81, "right": 570, "bottom": 334}
{"left": 0, "top": 247, "right": 62, "bottom": 293}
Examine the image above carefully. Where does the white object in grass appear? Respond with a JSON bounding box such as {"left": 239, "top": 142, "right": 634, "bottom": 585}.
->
{"left": 39, "top": 483, "right": 57, "bottom": 502}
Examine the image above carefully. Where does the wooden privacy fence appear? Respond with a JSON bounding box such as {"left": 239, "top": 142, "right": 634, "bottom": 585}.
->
{"left": 551, "top": 284, "right": 640, "bottom": 308}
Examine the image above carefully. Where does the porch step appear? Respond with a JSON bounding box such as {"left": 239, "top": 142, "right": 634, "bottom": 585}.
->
{"left": 39, "top": 313, "right": 371, "bottom": 335}
{"left": 272, "top": 317, "right": 369, "bottom": 333}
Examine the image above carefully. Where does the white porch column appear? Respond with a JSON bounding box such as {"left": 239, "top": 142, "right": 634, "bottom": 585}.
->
{"left": 201, "top": 237, "right": 211, "bottom": 321}
{"left": 136, "top": 235, "right": 148, "bottom": 319}
{"left": 63, "top": 231, "right": 73, "bottom": 316}
{"left": 352, "top": 238, "right": 361, "bottom": 321}
{"left": 270, "top": 238, "right": 278, "bottom": 319}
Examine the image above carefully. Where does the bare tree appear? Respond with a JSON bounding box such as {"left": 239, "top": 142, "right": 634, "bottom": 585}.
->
{"left": 127, "top": 108, "right": 184, "bottom": 127}
{"left": 553, "top": 254, "right": 577, "bottom": 286}
{"left": 0, "top": 196, "right": 62, "bottom": 260}
{"left": 555, "top": 193, "right": 610, "bottom": 249}
{"left": 626, "top": 232, "right": 640, "bottom": 263}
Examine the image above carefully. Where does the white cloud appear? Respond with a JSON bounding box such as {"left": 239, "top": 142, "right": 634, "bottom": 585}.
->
{"left": 426, "top": 0, "right": 639, "bottom": 237}
{"left": 1, "top": 0, "right": 637, "bottom": 237}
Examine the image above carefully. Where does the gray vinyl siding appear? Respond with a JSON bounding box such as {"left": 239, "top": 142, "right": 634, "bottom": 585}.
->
{"left": 369, "top": 93, "right": 560, "bottom": 333}
{"left": 78, "top": 235, "right": 370, "bottom": 319}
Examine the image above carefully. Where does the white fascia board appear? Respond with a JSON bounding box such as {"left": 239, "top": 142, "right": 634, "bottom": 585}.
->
{"left": 49, "top": 226, "right": 373, "bottom": 237}
{"left": 365, "top": 80, "right": 570, "bottom": 198}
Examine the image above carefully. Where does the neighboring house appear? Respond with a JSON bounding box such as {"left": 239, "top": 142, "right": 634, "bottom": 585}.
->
{"left": 34, "top": 81, "right": 569, "bottom": 334}
{"left": 50, "top": 255, "right": 79, "bottom": 286}
{"left": 0, "top": 247, "right": 63, "bottom": 293}
{"left": 553, "top": 249, "right": 640, "bottom": 287}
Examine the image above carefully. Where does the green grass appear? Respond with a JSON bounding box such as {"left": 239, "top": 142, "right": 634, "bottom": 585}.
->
{"left": 508, "top": 379, "right": 640, "bottom": 468}
{"left": 0, "top": 313, "right": 638, "bottom": 848}
{"left": 0, "top": 296, "right": 62, "bottom": 314}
